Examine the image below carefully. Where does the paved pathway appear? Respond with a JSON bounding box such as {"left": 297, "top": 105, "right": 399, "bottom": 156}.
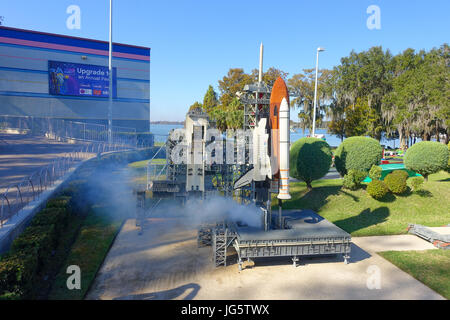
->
{"left": 352, "top": 234, "right": 437, "bottom": 253}
{"left": 87, "top": 218, "right": 445, "bottom": 300}
{"left": 0, "top": 133, "right": 86, "bottom": 191}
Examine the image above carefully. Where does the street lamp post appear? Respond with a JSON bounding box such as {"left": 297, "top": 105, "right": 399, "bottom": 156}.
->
{"left": 108, "top": 0, "right": 113, "bottom": 145}
{"left": 312, "top": 47, "right": 325, "bottom": 138}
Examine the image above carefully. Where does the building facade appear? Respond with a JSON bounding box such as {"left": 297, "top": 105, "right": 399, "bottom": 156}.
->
{"left": 0, "top": 26, "right": 150, "bottom": 131}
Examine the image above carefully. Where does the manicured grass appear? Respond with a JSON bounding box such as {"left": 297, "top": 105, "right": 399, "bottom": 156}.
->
{"left": 127, "top": 158, "right": 166, "bottom": 169}
{"left": 128, "top": 158, "right": 166, "bottom": 185}
{"left": 277, "top": 171, "right": 450, "bottom": 236}
{"left": 48, "top": 165, "right": 132, "bottom": 299}
{"left": 379, "top": 250, "right": 450, "bottom": 299}
{"left": 48, "top": 208, "right": 123, "bottom": 300}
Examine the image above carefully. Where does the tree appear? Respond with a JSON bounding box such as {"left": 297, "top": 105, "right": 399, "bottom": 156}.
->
{"left": 202, "top": 85, "right": 218, "bottom": 115}
{"left": 251, "top": 67, "right": 289, "bottom": 88}
{"left": 326, "top": 47, "right": 393, "bottom": 141}
{"left": 288, "top": 68, "right": 332, "bottom": 134}
{"left": 225, "top": 98, "right": 244, "bottom": 130}
{"left": 404, "top": 141, "right": 449, "bottom": 181}
{"left": 209, "top": 106, "right": 228, "bottom": 132}
{"left": 188, "top": 101, "right": 203, "bottom": 112}
{"left": 334, "top": 136, "right": 383, "bottom": 177}
{"left": 382, "top": 44, "right": 449, "bottom": 148}
{"left": 290, "top": 137, "right": 332, "bottom": 190}
{"left": 343, "top": 98, "right": 371, "bottom": 137}
{"left": 218, "top": 68, "right": 253, "bottom": 107}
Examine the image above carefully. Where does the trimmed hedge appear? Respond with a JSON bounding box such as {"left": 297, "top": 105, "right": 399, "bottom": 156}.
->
{"left": 0, "top": 147, "right": 155, "bottom": 299}
{"left": 335, "top": 136, "right": 383, "bottom": 177}
{"left": 384, "top": 172, "right": 407, "bottom": 194}
{"left": 404, "top": 141, "right": 449, "bottom": 180}
{"left": 367, "top": 180, "right": 389, "bottom": 200}
{"left": 290, "top": 137, "right": 332, "bottom": 189}
{"left": 0, "top": 195, "right": 73, "bottom": 298}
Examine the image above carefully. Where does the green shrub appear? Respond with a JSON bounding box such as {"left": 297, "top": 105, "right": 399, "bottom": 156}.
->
{"left": 447, "top": 142, "right": 450, "bottom": 173}
{"left": 46, "top": 196, "right": 71, "bottom": 210}
{"left": 0, "top": 250, "right": 38, "bottom": 297}
{"left": 30, "top": 208, "right": 68, "bottom": 236}
{"left": 391, "top": 170, "right": 409, "bottom": 180}
{"left": 290, "top": 137, "right": 332, "bottom": 189}
{"left": 335, "top": 136, "right": 383, "bottom": 177}
{"left": 367, "top": 180, "right": 389, "bottom": 200}
{"left": 384, "top": 172, "right": 407, "bottom": 194}
{"left": 404, "top": 141, "right": 449, "bottom": 181}
{"left": 409, "top": 176, "right": 424, "bottom": 191}
{"left": 369, "top": 165, "right": 382, "bottom": 181}
{"left": 61, "top": 180, "right": 89, "bottom": 215}
{"left": 11, "top": 225, "right": 56, "bottom": 268}
{"left": 343, "top": 169, "right": 366, "bottom": 190}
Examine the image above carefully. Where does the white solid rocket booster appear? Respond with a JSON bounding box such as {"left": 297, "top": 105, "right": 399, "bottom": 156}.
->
{"left": 277, "top": 97, "right": 291, "bottom": 200}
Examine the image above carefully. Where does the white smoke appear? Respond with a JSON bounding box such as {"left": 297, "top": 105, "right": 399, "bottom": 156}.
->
{"left": 151, "top": 196, "right": 263, "bottom": 229}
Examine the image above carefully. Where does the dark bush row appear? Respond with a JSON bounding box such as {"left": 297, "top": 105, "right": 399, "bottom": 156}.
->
{"left": 0, "top": 147, "right": 154, "bottom": 299}
{"left": 0, "top": 195, "right": 72, "bottom": 298}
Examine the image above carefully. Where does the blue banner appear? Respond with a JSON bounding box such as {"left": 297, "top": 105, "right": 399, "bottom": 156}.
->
{"left": 48, "top": 61, "right": 116, "bottom": 98}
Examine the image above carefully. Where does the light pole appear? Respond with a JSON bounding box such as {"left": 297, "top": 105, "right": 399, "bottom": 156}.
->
{"left": 108, "top": 0, "right": 113, "bottom": 144}
{"left": 312, "top": 47, "right": 325, "bottom": 138}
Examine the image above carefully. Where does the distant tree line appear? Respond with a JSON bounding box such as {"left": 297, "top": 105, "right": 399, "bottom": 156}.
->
{"left": 188, "top": 44, "right": 449, "bottom": 148}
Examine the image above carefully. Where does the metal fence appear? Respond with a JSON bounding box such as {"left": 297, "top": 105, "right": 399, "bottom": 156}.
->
{"left": 0, "top": 115, "right": 138, "bottom": 148}
{"left": 146, "top": 142, "right": 167, "bottom": 186}
{"left": 0, "top": 142, "right": 132, "bottom": 227}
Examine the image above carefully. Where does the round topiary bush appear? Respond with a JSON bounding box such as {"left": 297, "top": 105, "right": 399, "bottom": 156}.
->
{"left": 391, "top": 170, "right": 409, "bottom": 180}
{"left": 369, "top": 165, "right": 382, "bottom": 181}
{"left": 334, "top": 136, "right": 383, "bottom": 177}
{"left": 404, "top": 141, "right": 449, "bottom": 181}
{"left": 409, "top": 176, "right": 424, "bottom": 191}
{"left": 367, "top": 180, "right": 389, "bottom": 200}
{"left": 384, "top": 172, "right": 407, "bottom": 194}
{"left": 290, "top": 137, "right": 332, "bottom": 189}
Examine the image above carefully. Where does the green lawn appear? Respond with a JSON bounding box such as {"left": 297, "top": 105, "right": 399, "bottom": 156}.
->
{"left": 278, "top": 171, "right": 450, "bottom": 236}
{"left": 128, "top": 158, "right": 166, "bottom": 185}
{"left": 379, "top": 250, "right": 450, "bottom": 299}
{"left": 127, "top": 158, "right": 166, "bottom": 169}
{"left": 48, "top": 165, "right": 132, "bottom": 299}
{"left": 48, "top": 209, "right": 122, "bottom": 300}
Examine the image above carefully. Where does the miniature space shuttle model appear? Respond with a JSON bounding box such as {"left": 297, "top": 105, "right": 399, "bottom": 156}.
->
{"left": 270, "top": 77, "right": 291, "bottom": 200}
{"left": 233, "top": 43, "right": 291, "bottom": 205}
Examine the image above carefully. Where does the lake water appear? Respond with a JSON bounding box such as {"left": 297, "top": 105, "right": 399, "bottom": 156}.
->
{"left": 150, "top": 124, "right": 402, "bottom": 148}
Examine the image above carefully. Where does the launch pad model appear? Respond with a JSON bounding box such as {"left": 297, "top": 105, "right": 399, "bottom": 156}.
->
{"left": 145, "top": 44, "right": 352, "bottom": 268}
{"left": 199, "top": 210, "right": 351, "bottom": 270}
{"left": 233, "top": 210, "right": 351, "bottom": 268}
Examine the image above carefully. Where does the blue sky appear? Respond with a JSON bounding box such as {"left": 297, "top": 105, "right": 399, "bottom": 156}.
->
{"left": 1, "top": 0, "right": 448, "bottom": 121}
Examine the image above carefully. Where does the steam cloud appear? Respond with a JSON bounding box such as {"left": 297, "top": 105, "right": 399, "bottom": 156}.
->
{"left": 151, "top": 196, "right": 263, "bottom": 229}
